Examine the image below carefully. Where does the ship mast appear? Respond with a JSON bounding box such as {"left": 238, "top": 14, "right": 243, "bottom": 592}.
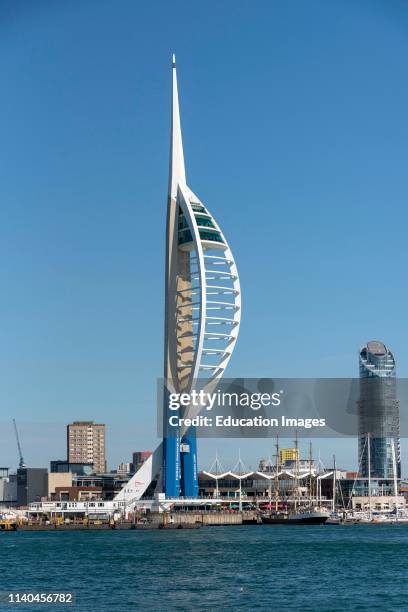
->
{"left": 391, "top": 438, "right": 398, "bottom": 520}
{"left": 275, "top": 434, "right": 279, "bottom": 512}
{"left": 367, "top": 433, "right": 372, "bottom": 520}
{"left": 309, "top": 441, "right": 313, "bottom": 508}
{"left": 294, "top": 430, "right": 299, "bottom": 511}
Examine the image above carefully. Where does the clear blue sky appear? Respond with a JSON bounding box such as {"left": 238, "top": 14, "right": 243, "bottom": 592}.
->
{"left": 1, "top": 0, "right": 407, "bottom": 473}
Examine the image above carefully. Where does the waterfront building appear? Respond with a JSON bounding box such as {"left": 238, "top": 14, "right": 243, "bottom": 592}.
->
{"left": 197, "top": 470, "right": 406, "bottom": 513}
{"left": 50, "top": 460, "right": 94, "bottom": 475}
{"left": 117, "top": 462, "right": 133, "bottom": 475}
{"left": 0, "top": 468, "right": 17, "bottom": 505}
{"left": 67, "top": 421, "right": 106, "bottom": 474}
{"left": 114, "top": 56, "right": 241, "bottom": 503}
{"left": 279, "top": 448, "right": 299, "bottom": 466}
{"left": 16, "top": 467, "right": 48, "bottom": 506}
{"left": 132, "top": 451, "right": 151, "bottom": 473}
{"left": 50, "top": 485, "right": 103, "bottom": 502}
{"left": 48, "top": 472, "right": 73, "bottom": 498}
{"left": 358, "top": 341, "right": 400, "bottom": 479}
{"left": 48, "top": 471, "right": 130, "bottom": 502}
{"left": 198, "top": 469, "right": 319, "bottom": 503}
{"left": 27, "top": 496, "right": 221, "bottom": 520}
{"left": 258, "top": 455, "right": 313, "bottom": 473}
{"left": 0, "top": 468, "right": 10, "bottom": 502}
{"left": 258, "top": 459, "right": 270, "bottom": 472}
{"left": 319, "top": 473, "right": 401, "bottom": 508}
{"left": 74, "top": 473, "right": 130, "bottom": 500}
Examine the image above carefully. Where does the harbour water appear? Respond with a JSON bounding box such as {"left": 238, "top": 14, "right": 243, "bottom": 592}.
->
{"left": 1, "top": 525, "right": 408, "bottom": 611}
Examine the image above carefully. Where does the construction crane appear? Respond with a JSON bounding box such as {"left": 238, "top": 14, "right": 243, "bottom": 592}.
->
{"left": 12, "top": 419, "right": 26, "bottom": 469}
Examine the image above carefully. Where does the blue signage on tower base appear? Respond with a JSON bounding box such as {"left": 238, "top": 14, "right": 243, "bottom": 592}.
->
{"left": 163, "top": 434, "right": 181, "bottom": 498}
{"left": 180, "top": 432, "right": 198, "bottom": 498}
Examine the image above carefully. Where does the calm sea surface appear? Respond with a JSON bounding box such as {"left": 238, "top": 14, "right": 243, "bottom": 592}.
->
{"left": 1, "top": 525, "right": 408, "bottom": 611}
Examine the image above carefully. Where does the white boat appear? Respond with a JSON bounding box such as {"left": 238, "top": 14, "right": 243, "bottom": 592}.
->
{"left": 288, "top": 508, "right": 330, "bottom": 524}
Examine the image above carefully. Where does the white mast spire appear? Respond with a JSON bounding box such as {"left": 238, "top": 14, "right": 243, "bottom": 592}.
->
{"left": 114, "top": 55, "right": 241, "bottom": 504}
{"left": 169, "top": 54, "right": 186, "bottom": 199}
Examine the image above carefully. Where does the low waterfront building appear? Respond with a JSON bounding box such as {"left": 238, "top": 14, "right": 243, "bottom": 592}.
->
{"left": 258, "top": 455, "right": 315, "bottom": 473}
{"left": 279, "top": 448, "right": 299, "bottom": 466}
{"left": 48, "top": 472, "right": 73, "bottom": 498}
{"left": 197, "top": 468, "right": 402, "bottom": 509}
{"left": 319, "top": 474, "right": 404, "bottom": 509}
{"left": 400, "top": 481, "right": 408, "bottom": 501}
{"left": 197, "top": 469, "right": 323, "bottom": 504}
{"left": 351, "top": 495, "right": 405, "bottom": 512}
{"left": 73, "top": 472, "right": 130, "bottom": 500}
{"left": 50, "top": 460, "right": 94, "bottom": 475}
{"left": 51, "top": 486, "right": 103, "bottom": 502}
{"left": 28, "top": 500, "right": 119, "bottom": 520}
{"left": 27, "top": 495, "right": 222, "bottom": 520}
{"left": 117, "top": 462, "right": 133, "bottom": 475}
{"left": 132, "top": 451, "right": 152, "bottom": 473}
{"left": 0, "top": 468, "right": 17, "bottom": 505}
{"left": 17, "top": 468, "right": 48, "bottom": 506}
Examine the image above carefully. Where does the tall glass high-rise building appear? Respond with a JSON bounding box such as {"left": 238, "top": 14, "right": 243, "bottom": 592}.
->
{"left": 358, "top": 341, "right": 400, "bottom": 479}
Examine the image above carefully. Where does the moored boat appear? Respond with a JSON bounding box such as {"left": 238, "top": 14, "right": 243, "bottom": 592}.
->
{"left": 262, "top": 508, "right": 329, "bottom": 525}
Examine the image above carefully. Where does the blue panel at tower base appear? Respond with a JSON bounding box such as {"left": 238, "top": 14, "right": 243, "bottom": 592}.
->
{"left": 162, "top": 386, "right": 181, "bottom": 497}
{"left": 180, "top": 431, "right": 198, "bottom": 498}
{"left": 163, "top": 436, "right": 181, "bottom": 497}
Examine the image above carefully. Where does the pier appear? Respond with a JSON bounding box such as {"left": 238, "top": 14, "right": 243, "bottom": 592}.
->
{"left": 8, "top": 511, "right": 259, "bottom": 531}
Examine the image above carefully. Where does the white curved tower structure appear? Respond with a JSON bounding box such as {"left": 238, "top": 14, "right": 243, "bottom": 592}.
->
{"left": 115, "top": 56, "right": 241, "bottom": 503}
